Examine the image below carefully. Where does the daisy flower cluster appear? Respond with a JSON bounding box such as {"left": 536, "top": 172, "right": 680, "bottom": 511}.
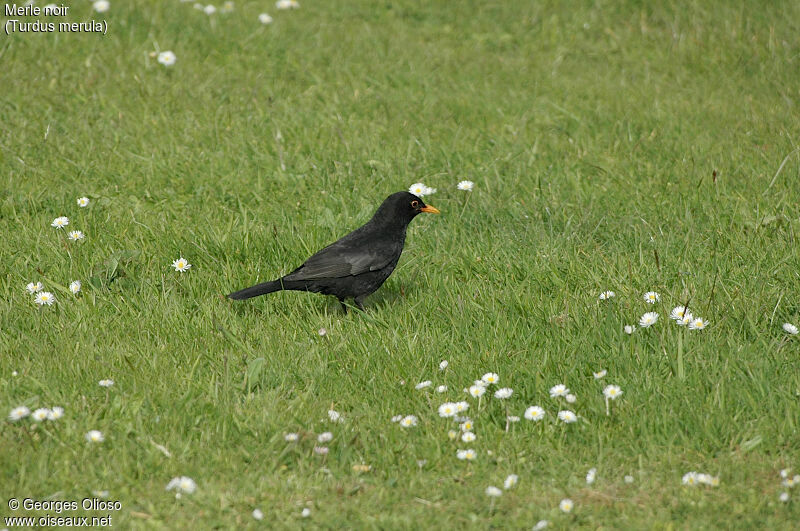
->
{"left": 282, "top": 409, "right": 346, "bottom": 457}
{"left": 598, "top": 289, "right": 710, "bottom": 333}
{"left": 168, "top": 0, "right": 302, "bottom": 66}
{"left": 681, "top": 471, "right": 720, "bottom": 487}
{"left": 8, "top": 405, "right": 64, "bottom": 422}
{"left": 26, "top": 197, "right": 92, "bottom": 306}
{"left": 408, "top": 182, "right": 436, "bottom": 197}
{"left": 386, "top": 355, "right": 639, "bottom": 520}
{"left": 8, "top": 380, "right": 108, "bottom": 449}
{"left": 408, "top": 180, "right": 477, "bottom": 198}
{"left": 779, "top": 468, "right": 799, "bottom": 502}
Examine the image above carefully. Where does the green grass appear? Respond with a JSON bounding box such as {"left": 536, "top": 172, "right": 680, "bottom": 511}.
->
{"left": 2, "top": 0, "right": 800, "bottom": 528}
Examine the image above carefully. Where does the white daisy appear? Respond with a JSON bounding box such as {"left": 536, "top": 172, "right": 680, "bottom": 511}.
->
{"left": 172, "top": 257, "right": 192, "bottom": 273}
{"left": 92, "top": 1, "right": 109, "bottom": 13}
{"left": 77, "top": 196, "right": 90, "bottom": 207}
{"left": 557, "top": 410, "right": 577, "bottom": 423}
{"left": 457, "top": 180, "right": 474, "bottom": 191}
{"left": 624, "top": 475, "right": 634, "bottom": 484}
{"left": 317, "top": 432, "right": 333, "bottom": 443}
{"left": 85, "top": 430, "right": 105, "bottom": 443}
{"left": 157, "top": 51, "right": 177, "bottom": 67}
{"left": 533, "top": 521, "right": 549, "bottom": 530}
{"left": 688, "top": 317, "right": 708, "bottom": 330}
{"left": 468, "top": 385, "right": 486, "bottom": 398}
{"left": 31, "top": 408, "right": 50, "bottom": 422}
{"left": 549, "top": 384, "right": 569, "bottom": 398}
{"left": 26, "top": 281, "right": 43, "bottom": 294}
{"left": 599, "top": 290, "right": 615, "bottom": 300}
{"left": 481, "top": 372, "right": 499, "bottom": 385}
{"left": 448, "top": 429, "right": 458, "bottom": 440}
{"left": 408, "top": 183, "right": 428, "bottom": 197}
{"left": 559, "top": 498, "right": 574, "bottom": 513}
{"left": 68, "top": 230, "right": 85, "bottom": 241}
{"left": 682, "top": 471, "right": 698, "bottom": 486}
{"left": 456, "top": 448, "right": 476, "bottom": 461}
{"left": 485, "top": 486, "right": 502, "bottom": 497}
{"left": 313, "top": 446, "right": 329, "bottom": 455}
{"left": 624, "top": 324, "right": 636, "bottom": 334}
{"left": 507, "top": 415, "right": 520, "bottom": 423}
{"left": 461, "top": 431, "right": 476, "bottom": 443}
{"left": 301, "top": 507, "right": 311, "bottom": 517}
{"left": 399, "top": 415, "right": 418, "bottom": 428}
{"left": 69, "top": 280, "right": 82, "bottom": 294}
{"left": 258, "top": 13, "right": 273, "bottom": 24}
{"left": 203, "top": 4, "right": 216, "bottom": 15}
{"left": 460, "top": 419, "right": 474, "bottom": 432}
{"left": 220, "top": 1, "right": 234, "bottom": 13}
{"left": 593, "top": 370, "right": 607, "bottom": 379}
{"left": 435, "top": 385, "right": 447, "bottom": 393}
{"left": 99, "top": 379, "right": 114, "bottom": 387}
{"left": 34, "top": 291, "right": 55, "bottom": 306}
{"left": 423, "top": 186, "right": 436, "bottom": 195}
{"left": 494, "top": 388, "right": 513, "bottom": 399}
{"left": 524, "top": 406, "right": 545, "bottom": 421}
{"left": 676, "top": 313, "right": 693, "bottom": 326}
{"left": 454, "top": 401, "right": 469, "bottom": 412}
{"left": 318, "top": 328, "right": 327, "bottom": 336}
{"left": 9, "top": 406, "right": 30, "bottom": 421}
{"left": 586, "top": 467, "right": 597, "bottom": 484}
{"left": 670, "top": 305, "right": 690, "bottom": 320}
{"left": 503, "top": 474, "right": 518, "bottom": 489}
{"left": 565, "top": 394, "right": 576, "bottom": 404}
{"left": 639, "top": 312, "right": 659, "bottom": 327}
{"left": 252, "top": 509, "right": 264, "bottom": 520}
{"left": 438, "top": 403, "right": 457, "bottom": 418}
{"left": 439, "top": 360, "right": 449, "bottom": 371}
{"left": 327, "top": 409, "right": 342, "bottom": 422}
{"left": 643, "top": 291, "right": 660, "bottom": 304}
{"left": 780, "top": 492, "right": 790, "bottom": 502}
{"left": 783, "top": 323, "right": 799, "bottom": 335}
{"left": 284, "top": 433, "right": 299, "bottom": 441}
{"left": 415, "top": 380, "right": 432, "bottom": 390}
{"left": 603, "top": 385, "right": 623, "bottom": 400}
{"left": 47, "top": 406, "right": 64, "bottom": 420}
{"left": 166, "top": 476, "right": 196, "bottom": 494}
{"left": 51, "top": 216, "right": 69, "bottom": 229}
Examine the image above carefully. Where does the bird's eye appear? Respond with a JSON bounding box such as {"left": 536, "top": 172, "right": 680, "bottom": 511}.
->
{"left": 411, "top": 200, "right": 419, "bottom": 208}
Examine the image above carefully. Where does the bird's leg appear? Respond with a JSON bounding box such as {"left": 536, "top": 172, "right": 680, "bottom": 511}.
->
{"left": 354, "top": 295, "right": 367, "bottom": 312}
{"left": 338, "top": 297, "right": 348, "bottom": 314}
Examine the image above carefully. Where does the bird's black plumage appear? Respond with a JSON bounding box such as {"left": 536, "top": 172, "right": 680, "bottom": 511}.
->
{"left": 227, "top": 191, "right": 440, "bottom": 311}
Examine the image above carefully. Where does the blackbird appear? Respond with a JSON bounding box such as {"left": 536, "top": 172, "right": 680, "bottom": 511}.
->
{"left": 227, "top": 191, "right": 440, "bottom": 311}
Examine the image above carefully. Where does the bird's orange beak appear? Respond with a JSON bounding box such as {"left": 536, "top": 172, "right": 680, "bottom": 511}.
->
{"left": 421, "top": 205, "right": 440, "bottom": 214}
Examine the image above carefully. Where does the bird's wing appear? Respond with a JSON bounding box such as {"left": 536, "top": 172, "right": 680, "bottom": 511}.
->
{"left": 284, "top": 239, "right": 402, "bottom": 280}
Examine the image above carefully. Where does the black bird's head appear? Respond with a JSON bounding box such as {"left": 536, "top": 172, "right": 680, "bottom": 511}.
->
{"left": 374, "top": 191, "right": 440, "bottom": 226}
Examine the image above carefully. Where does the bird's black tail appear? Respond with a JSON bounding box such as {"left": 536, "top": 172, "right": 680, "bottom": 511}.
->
{"left": 227, "top": 280, "right": 283, "bottom": 300}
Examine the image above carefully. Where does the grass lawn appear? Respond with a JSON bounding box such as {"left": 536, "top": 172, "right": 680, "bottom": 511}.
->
{"left": 2, "top": 0, "right": 800, "bottom": 528}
